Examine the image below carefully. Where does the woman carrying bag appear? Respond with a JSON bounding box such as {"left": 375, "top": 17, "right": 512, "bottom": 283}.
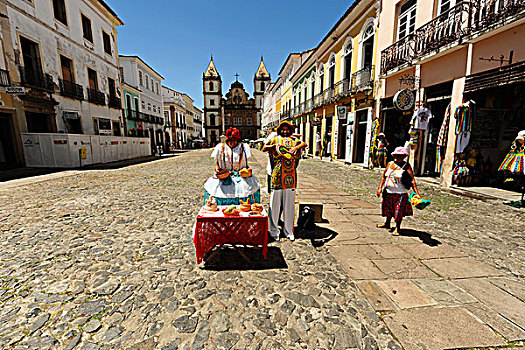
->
{"left": 376, "top": 147, "right": 420, "bottom": 235}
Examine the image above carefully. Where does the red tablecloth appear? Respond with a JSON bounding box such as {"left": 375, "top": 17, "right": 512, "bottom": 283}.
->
{"left": 193, "top": 206, "right": 268, "bottom": 263}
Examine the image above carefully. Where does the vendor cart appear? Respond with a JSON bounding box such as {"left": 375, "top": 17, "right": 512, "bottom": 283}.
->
{"left": 193, "top": 206, "right": 268, "bottom": 264}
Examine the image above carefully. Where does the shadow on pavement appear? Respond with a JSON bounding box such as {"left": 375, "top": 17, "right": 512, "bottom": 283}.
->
{"left": 203, "top": 246, "right": 287, "bottom": 271}
{"left": 295, "top": 225, "right": 338, "bottom": 247}
{"left": 400, "top": 229, "right": 441, "bottom": 246}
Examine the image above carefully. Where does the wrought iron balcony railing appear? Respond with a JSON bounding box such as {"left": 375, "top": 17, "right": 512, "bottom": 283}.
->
{"left": 299, "top": 101, "right": 305, "bottom": 114}
{"left": 334, "top": 78, "right": 350, "bottom": 97}
{"left": 314, "top": 93, "right": 324, "bottom": 107}
{"left": 59, "top": 79, "right": 84, "bottom": 100}
{"left": 0, "top": 69, "right": 10, "bottom": 87}
{"left": 470, "top": 0, "right": 525, "bottom": 31}
{"left": 87, "top": 88, "right": 106, "bottom": 105}
{"left": 351, "top": 66, "right": 374, "bottom": 92}
{"left": 413, "top": 1, "right": 470, "bottom": 58}
{"left": 109, "top": 95, "right": 122, "bottom": 109}
{"left": 323, "top": 87, "right": 334, "bottom": 102}
{"left": 305, "top": 97, "right": 314, "bottom": 112}
{"left": 381, "top": 34, "right": 415, "bottom": 75}
{"left": 19, "top": 66, "right": 54, "bottom": 92}
{"left": 381, "top": 0, "right": 525, "bottom": 74}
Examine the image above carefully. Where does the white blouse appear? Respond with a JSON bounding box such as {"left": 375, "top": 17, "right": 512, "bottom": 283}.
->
{"left": 211, "top": 143, "right": 252, "bottom": 170}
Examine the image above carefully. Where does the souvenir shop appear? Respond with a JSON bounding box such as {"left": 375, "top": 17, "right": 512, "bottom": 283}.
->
{"left": 378, "top": 96, "right": 413, "bottom": 161}
{"left": 451, "top": 81, "right": 525, "bottom": 191}
{"left": 420, "top": 81, "right": 453, "bottom": 177}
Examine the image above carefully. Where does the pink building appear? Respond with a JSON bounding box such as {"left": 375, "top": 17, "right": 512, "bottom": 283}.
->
{"left": 375, "top": 0, "right": 525, "bottom": 189}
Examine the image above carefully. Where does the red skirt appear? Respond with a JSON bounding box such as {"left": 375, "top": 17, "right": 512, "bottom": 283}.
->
{"left": 382, "top": 192, "right": 413, "bottom": 222}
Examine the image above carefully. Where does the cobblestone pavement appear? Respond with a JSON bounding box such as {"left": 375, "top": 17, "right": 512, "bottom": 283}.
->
{"left": 0, "top": 150, "right": 399, "bottom": 350}
{"left": 297, "top": 159, "right": 525, "bottom": 279}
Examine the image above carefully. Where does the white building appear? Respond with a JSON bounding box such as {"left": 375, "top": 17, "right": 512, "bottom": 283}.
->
{"left": 119, "top": 55, "right": 165, "bottom": 151}
{"left": 5, "top": 0, "right": 124, "bottom": 136}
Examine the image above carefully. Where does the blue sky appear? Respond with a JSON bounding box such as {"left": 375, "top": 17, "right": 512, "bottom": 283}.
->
{"left": 110, "top": 0, "right": 353, "bottom": 108}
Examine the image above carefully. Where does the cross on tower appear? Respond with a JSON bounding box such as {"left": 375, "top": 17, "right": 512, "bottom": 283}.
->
{"left": 234, "top": 73, "right": 239, "bottom": 81}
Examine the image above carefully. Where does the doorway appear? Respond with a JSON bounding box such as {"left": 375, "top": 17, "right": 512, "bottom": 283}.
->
{"left": 337, "top": 120, "right": 347, "bottom": 159}
{"left": 354, "top": 109, "right": 368, "bottom": 163}
{"left": 0, "top": 113, "right": 17, "bottom": 169}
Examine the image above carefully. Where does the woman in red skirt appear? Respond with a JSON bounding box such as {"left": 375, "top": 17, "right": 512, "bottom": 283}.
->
{"left": 376, "top": 147, "right": 420, "bottom": 235}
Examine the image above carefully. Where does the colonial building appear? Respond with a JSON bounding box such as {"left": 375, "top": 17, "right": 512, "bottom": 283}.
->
{"left": 1, "top": 0, "right": 124, "bottom": 167}
{"left": 162, "top": 86, "right": 202, "bottom": 148}
{"left": 285, "top": 0, "right": 378, "bottom": 164}
{"left": 376, "top": 0, "right": 525, "bottom": 189}
{"left": 119, "top": 55, "right": 165, "bottom": 151}
{"left": 202, "top": 57, "right": 269, "bottom": 144}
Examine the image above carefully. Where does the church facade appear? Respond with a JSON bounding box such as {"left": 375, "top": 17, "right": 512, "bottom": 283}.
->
{"left": 202, "top": 57, "right": 270, "bottom": 144}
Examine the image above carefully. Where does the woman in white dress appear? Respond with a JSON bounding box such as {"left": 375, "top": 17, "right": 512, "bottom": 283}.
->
{"left": 204, "top": 127, "right": 261, "bottom": 205}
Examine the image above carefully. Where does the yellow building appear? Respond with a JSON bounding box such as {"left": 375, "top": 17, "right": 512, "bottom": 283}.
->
{"left": 289, "top": 0, "right": 378, "bottom": 165}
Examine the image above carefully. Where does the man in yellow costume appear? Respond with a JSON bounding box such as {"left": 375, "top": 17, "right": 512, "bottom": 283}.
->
{"left": 263, "top": 121, "right": 307, "bottom": 241}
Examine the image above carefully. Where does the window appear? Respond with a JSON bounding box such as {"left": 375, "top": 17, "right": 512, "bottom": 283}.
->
{"left": 119, "top": 67, "right": 124, "bottom": 82}
{"left": 210, "top": 99, "right": 215, "bottom": 106}
{"left": 108, "top": 77, "right": 116, "bottom": 97}
{"left": 224, "top": 118, "right": 229, "bottom": 126}
{"left": 155, "top": 82, "right": 159, "bottom": 94}
{"left": 145, "top": 75, "right": 149, "bottom": 89}
{"left": 209, "top": 81, "right": 214, "bottom": 90}
{"left": 260, "top": 81, "right": 265, "bottom": 91}
{"left": 134, "top": 97, "right": 139, "bottom": 111}
{"left": 234, "top": 117, "right": 242, "bottom": 126}
{"left": 141, "top": 100, "right": 145, "bottom": 110}
{"left": 397, "top": 0, "right": 417, "bottom": 40}
{"left": 87, "top": 68, "right": 98, "bottom": 90}
{"left": 343, "top": 40, "right": 353, "bottom": 81}
{"left": 439, "top": 0, "right": 456, "bottom": 14}
{"left": 81, "top": 14, "right": 93, "bottom": 42}
{"left": 319, "top": 65, "right": 325, "bottom": 92}
{"left": 148, "top": 103, "right": 151, "bottom": 111}
{"left": 60, "top": 55, "right": 74, "bottom": 83}
{"left": 209, "top": 114, "right": 215, "bottom": 126}
{"left": 153, "top": 105, "right": 156, "bottom": 113}
{"left": 246, "top": 117, "right": 252, "bottom": 126}
{"left": 139, "top": 71, "right": 143, "bottom": 85}
{"left": 53, "top": 0, "right": 67, "bottom": 25}
{"left": 102, "top": 31, "right": 112, "bottom": 55}
{"left": 20, "top": 36, "right": 43, "bottom": 82}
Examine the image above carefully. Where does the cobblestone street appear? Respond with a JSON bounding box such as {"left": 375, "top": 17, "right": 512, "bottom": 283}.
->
{"left": 0, "top": 150, "right": 400, "bottom": 350}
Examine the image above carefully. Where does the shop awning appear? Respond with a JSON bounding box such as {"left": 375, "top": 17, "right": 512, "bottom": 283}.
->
{"left": 465, "top": 61, "right": 525, "bottom": 93}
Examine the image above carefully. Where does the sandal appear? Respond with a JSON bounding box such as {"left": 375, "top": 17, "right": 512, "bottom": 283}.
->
{"left": 392, "top": 228, "right": 400, "bottom": 236}
{"left": 377, "top": 223, "right": 391, "bottom": 229}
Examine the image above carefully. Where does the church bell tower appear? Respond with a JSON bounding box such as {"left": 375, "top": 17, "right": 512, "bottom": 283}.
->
{"left": 254, "top": 57, "right": 271, "bottom": 134}
{"left": 203, "top": 56, "right": 222, "bottom": 144}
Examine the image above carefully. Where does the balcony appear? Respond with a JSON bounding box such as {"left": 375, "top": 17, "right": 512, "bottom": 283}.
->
{"left": 126, "top": 110, "right": 139, "bottom": 120}
{"left": 87, "top": 89, "right": 106, "bottom": 105}
{"left": 381, "top": 34, "right": 415, "bottom": 75}
{"left": 314, "top": 93, "right": 324, "bottom": 107}
{"left": 59, "top": 79, "right": 84, "bottom": 100}
{"left": 305, "top": 97, "right": 314, "bottom": 112}
{"left": 0, "top": 69, "right": 10, "bottom": 87}
{"left": 381, "top": 0, "right": 525, "bottom": 74}
{"left": 351, "top": 66, "right": 374, "bottom": 92}
{"left": 323, "top": 87, "right": 334, "bottom": 103}
{"left": 109, "top": 95, "right": 122, "bottom": 109}
{"left": 19, "top": 66, "right": 54, "bottom": 92}
{"left": 334, "top": 78, "right": 350, "bottom": 97}
{"left": 414, "top": 1, "right": 470, "bottom": 58}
